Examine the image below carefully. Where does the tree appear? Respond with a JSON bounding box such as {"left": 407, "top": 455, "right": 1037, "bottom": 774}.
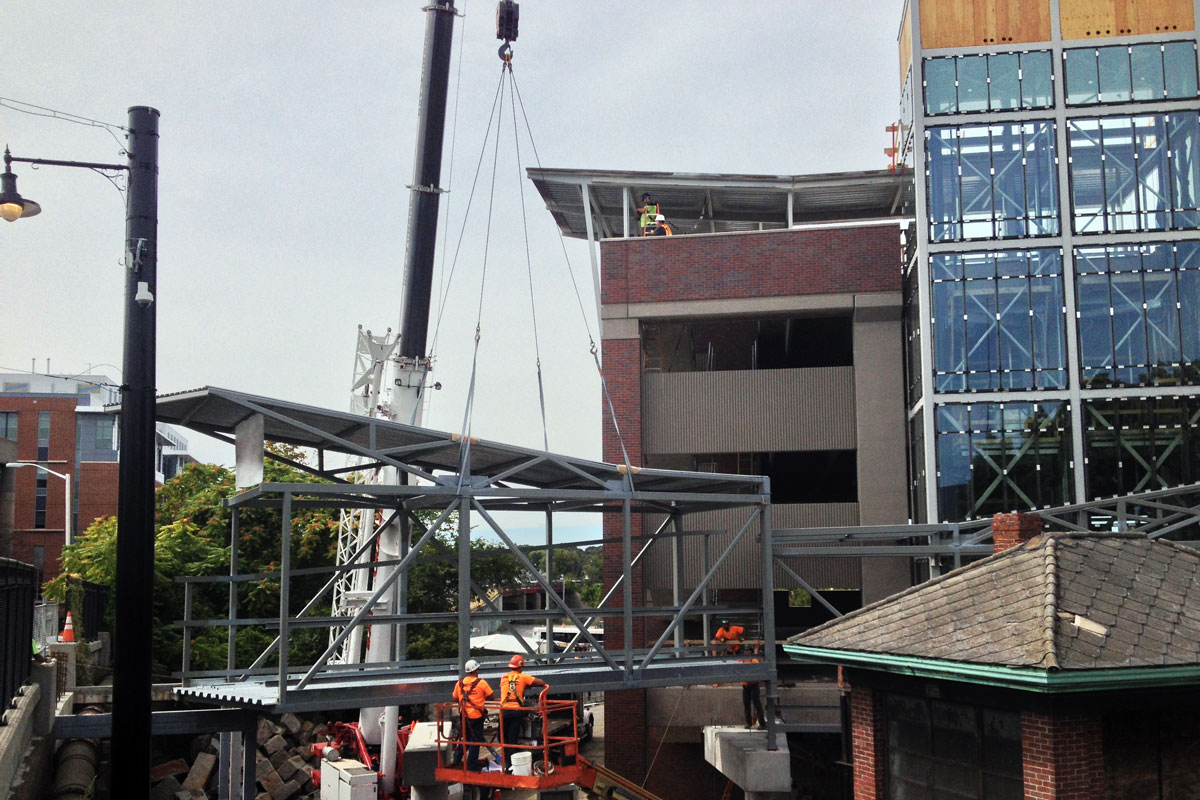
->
{"left": 47, "top": 447, "right": 528, "bottom": 677}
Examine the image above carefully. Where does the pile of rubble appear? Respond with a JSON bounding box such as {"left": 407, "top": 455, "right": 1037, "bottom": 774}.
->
{"left": 150, "top": 712, "right": 333, "bottom": 800}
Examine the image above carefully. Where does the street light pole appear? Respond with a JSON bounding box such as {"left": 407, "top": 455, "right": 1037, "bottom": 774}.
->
{"left": 3, "top": 105, "right": 160, "bottom": 798}
{"left": 113, "top": 105, "right": 159, "bottom": 799}
{"left": 6, "top": 463, "right": 71, "bottom": 547}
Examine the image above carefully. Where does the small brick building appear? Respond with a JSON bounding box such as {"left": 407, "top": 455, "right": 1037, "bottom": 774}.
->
{"left": 787, "top": 513, "right": 1200, "bottom": 799}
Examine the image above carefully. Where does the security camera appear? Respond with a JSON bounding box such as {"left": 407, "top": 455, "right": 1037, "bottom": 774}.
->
{"left": 134, "top": 281, "right": 154, "bottom": 308}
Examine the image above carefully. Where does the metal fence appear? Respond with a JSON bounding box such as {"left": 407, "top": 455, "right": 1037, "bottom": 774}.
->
{"left": 33, "top": 601, "right": 60, "bottom": 652}
{"left": 0, "top": 559, "right": 37, "bottom": 712}
{"left": 79, "top": 580, "right": 109, "bottom": 641}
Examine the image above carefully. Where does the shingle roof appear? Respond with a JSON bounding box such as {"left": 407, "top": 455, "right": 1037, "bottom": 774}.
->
{"left": 788, "top": 533, "right": 1200, "bottom": 671}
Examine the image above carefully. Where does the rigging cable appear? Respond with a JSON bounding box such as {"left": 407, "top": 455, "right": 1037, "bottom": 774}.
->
{"left": 508, "top": 67, "right": 637, "bottom": 486}
{"left": 456, "top": 60, "right": 509, "bottom": 487}
{"left": 506, "top": 63, "right": 550, "bottom": 452}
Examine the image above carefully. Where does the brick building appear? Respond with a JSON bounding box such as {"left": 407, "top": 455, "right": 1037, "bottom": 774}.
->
{"left": 787, "top": 514, "right": 1200, "bottom": 799}
{"left": 0, "top": 373, "right": 197, "bottom": 585}
{"left": 532, "top": 169, "right": 915, "bottom": 797}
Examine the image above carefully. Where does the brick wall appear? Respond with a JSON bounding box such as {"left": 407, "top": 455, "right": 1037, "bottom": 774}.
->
{"left": 850, "top": 687, "right": 885, "bottom": 800}
{"left": 1020, "top": 711, "right": 1104, "bottom": 800}
{"left": 77, "top": 462, "right": 119, "bottom": 536}
{"left": 993, "top": 511, "right": 1043, "bottom": 553}
{"left": 643, "top": 740, "right": 730, "bottom": 800}
{"left": 601, "top": 225, "right": 901, "bottom": 307}
{"left": 605, "top": 689, "right": 648, "bottom": 783}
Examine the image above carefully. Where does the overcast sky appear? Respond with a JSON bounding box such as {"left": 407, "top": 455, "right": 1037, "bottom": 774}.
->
{"left": 3, "top": 2, "right": 904, "bottom": 539}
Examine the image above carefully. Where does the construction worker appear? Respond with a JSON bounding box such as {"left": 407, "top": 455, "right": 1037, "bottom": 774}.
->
{"left": 740, "top": 646, "right": 766, "bottom": 729}
{"left": 713, "top": 618, "right": 745, "bottom": 655}
{"left": 637, "top": 193, "right": 660, "bottom": 235}
{"left": 651, "top": 214, "right": 673, "bottom": 236}
{"left": 499, "top": 654, "right": 547, "bottom": 771}
{"left": 451, "top": 659, "right": 494, "bottom": 771}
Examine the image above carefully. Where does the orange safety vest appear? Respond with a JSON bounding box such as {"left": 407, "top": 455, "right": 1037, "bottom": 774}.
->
{"left": 453, "top": 676, "right": 494, "bottom": 719}
{"left": 500, "top": 671, "right": 537, "bottom": 708}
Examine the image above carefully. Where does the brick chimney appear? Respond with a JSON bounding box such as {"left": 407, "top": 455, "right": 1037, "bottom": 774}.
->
{"left": 992, "top": 512, "right": 1043, "bottom": 553}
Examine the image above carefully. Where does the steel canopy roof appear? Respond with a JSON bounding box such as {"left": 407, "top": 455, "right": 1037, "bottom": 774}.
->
{"left": 150, "top": 386, "right": 767, "bottom": 503}
{"left": 528, "top": 166, "right": 915, "bottom": 240}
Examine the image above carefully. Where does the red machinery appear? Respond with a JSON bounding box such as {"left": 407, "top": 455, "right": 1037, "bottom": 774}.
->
{"left": 312, "top": 720, "right": 417, "bottom": 799}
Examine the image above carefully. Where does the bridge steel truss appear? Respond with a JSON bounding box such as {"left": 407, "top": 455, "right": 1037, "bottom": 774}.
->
{"left": 159, "top": 387, "right": 782, "bottom": 749}
{"left": 772, "top": 480, "right": 1200, "bottom": 620}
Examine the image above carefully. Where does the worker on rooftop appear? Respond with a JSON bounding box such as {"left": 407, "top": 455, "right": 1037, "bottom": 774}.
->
{"left": 451, "top": 659, "right": 494, "bottom": 771}
{"left": 499, "top": 654, "right": 548, "bottom": 772}
{"left": 636, "top": 192, "right": 660, "bottom": 236}
{"left": 651, "top": 214, "right": 673, "bottom": 236}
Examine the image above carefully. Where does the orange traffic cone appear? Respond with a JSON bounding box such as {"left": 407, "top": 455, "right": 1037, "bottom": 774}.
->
{"left": 60, "top": 612, "right": 75, "bottom": 643}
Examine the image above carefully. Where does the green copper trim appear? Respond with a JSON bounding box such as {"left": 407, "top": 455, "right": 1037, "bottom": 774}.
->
{"left": 783, "top": 644, "right": 1200, "bottom": 693}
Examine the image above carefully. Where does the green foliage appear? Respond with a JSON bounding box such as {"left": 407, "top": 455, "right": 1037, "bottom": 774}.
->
{"left": 46, "top": 444, "right": 531, "bottom": 677}
{"left": 527, "top": 544, "right": 603, "bottom": 608}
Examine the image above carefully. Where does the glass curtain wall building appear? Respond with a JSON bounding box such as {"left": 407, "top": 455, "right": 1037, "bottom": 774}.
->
{"left": 900, "top": 0, "right": 1200, "bottom": 522}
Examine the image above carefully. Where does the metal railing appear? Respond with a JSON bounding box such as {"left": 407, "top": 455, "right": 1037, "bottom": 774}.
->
{"left": 79, "top": 580, "right": 109, "bottom": 641}
{"left": 0, "top": 559, "right": 37, "bottom": 713}
{"left": 33, "top": 601, "right": 60, "bottom": 653}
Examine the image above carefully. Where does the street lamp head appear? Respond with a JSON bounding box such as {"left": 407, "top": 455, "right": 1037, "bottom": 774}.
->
{"left": 1, "top": 148, "right": 41, "bottom": 222}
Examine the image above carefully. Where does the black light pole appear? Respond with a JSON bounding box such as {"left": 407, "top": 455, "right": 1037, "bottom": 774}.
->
{"left": 1, "top": 106, "right": 160, "bottom": 798}
{"left": 113, "top": 105, "right": 159, "bottom": 798}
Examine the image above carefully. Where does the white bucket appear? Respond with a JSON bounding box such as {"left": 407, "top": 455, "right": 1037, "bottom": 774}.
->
{"left": 511, "top": 751, "right": 533, "bottom": 776}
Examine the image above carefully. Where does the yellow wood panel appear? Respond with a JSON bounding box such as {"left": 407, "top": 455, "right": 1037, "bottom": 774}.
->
{"left": 899, "top": 10, "right": 913, "bottom": 88}
{"left": 1062, "top": 0, "right": 1194, "bottom": 39}
{"left": 921, "top": 0, "right": 1051, "bottom": 48}
{"left": 1135, "top": 0, "right": 1194, "bottom": 35}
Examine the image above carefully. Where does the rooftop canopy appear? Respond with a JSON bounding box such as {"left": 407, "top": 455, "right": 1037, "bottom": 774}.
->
{"left": 528, "top": 166, "right": 915, "bottom": 240}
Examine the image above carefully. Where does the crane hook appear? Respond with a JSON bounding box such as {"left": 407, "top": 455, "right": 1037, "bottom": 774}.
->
{"left": 498, "top": 41, "right": 512, "bottom": 62}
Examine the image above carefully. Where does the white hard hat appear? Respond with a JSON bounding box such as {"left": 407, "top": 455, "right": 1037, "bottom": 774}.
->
{"left": 464, "top": 659, "right": 480, "bottom": 673}
{"left": 655, "top": 214, "right": 666, "bottom": 222}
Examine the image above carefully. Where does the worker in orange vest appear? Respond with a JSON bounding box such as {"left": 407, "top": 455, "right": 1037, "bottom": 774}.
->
{"left": 499, "top": 654, "right": 547, "bottom": 771}
{"left": 739, "top": 646, "right": 766, "bottom": 729}
{"left": 451, "top": 659, "right": 494, "bottom": 771}
{"left": 713, "top": 618, "right": 745, "bottom": 655}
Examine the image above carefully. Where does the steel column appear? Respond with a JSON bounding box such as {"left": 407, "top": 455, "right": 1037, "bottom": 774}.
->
{"left": 278, "top": 492, "right": 292, "bottom": 705}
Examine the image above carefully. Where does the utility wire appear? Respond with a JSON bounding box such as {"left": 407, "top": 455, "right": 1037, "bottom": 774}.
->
{"left": 0, "top": 97, "right": 128, "bottom": 153}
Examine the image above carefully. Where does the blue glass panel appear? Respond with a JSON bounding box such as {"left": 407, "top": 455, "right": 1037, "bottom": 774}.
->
{"left": 1110, "top": 270, "right": 1147, "bottom": 383}
{"left": 1135, "top": 115, "right": 1171, "bottom": 230}
{"left": 1168, "top": 113, "right": 1200, "bottom": 228}
{"left": 1107, "top": 245, "right": 1141, "bottom": 272}
{"left": 1024, "top": 122, "right": 1060, "bottom": 236}
{"left": 1030, "top": 273, "right": 1067, "bottom": 387}
{"left": 992, "top": 124, "right": 1026, "bottom": 237}
{"left": 1142, "top": 243, "right": 1171, "bottom": 271}
{"left": 1178, "top": 240, "right": 1200, "bottom": 270}
{"left": 1077, "top": 272, "right": 1115, "bottom": 383}
{"left": 1075, "top": 247, "right": 1108, "bottom": 273}
{"left": 1164, "top": 42, "right": 1199, "bottom": 99}
{"left": 1179, "top": 269, "right": 1200, "bottom": 363}
{"left": 1101, "top": 117, "right": 1138, "bottom": 233}
{"left": 965, "top": 280, "right": 1000, "bottom": 389}
{"left": 1097, "top": 46, "right": 1132, "bottom": 103}
{"left": 958, "top": 56, "right": 989, "bottom": 113}
{"left": 1130, "top": 44, "right": 1165, "bottom": 101}
{"left": 1069, "top": 121, "right": 1105, "bottom": 233}
{"left": 933, "top": 279, "right": 965, "bottom": 379}
{"left": 937, "top": 425, "right": 972, "bottom": 520}
{"left": 932, "top": 253, "right": 963, "bottom": 281}
{"left": 997, "top": 278, "right": 1034, "bottom": 388}
{"left": 925, "top": 57, "right": 958, "bottom": 115}
{"left": 959, "top": 126, "right": 994, "bottom": 238}
{"left": 995, "top": 250, "right": 1026, "bottom": 278}
{"left": 1065, "top": 49, "right": 1099, "bottom": 105}
{"left": 1029, "top": 249, "right": 1062, "bottom": 277}
{"left": 928, "top": 128, "right": 962, "bottom": 241}
{"left": 1143, "top": 270, "right": 1181, "bottom": 370}
{"left": 988, "top": 53, "right": 1020, "bottom": 111}
{"left": 1020, "top": 51, "right": 1053, "bottom": 109}
{"left": 963, "top": 252, "right": 994, "bottom": 279}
